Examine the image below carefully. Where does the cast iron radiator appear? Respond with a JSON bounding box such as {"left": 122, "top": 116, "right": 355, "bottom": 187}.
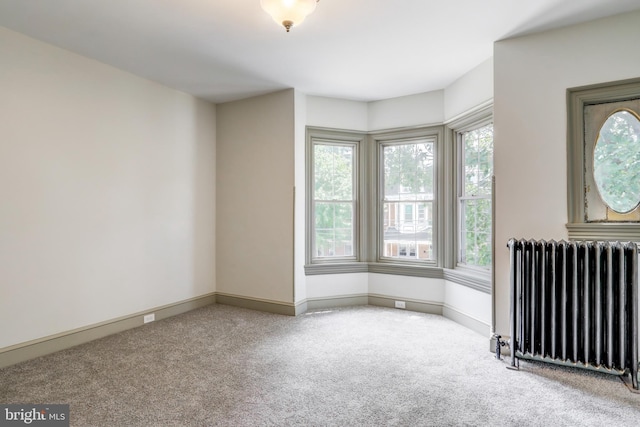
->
{"left": 507, "top": 238, "right": 639, "bottom": 389}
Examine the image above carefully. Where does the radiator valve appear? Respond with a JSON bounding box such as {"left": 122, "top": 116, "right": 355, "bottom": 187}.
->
{"left": 494, "top": 335, "right": 508, "bottom": 360}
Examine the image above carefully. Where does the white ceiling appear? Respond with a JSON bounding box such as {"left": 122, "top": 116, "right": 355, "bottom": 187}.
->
{"left": 1, "top": 0, "right": 639, "bottom": 103}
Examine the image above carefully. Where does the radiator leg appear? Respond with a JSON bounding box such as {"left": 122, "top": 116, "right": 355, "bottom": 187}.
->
{"left": 506, "top": 349, "right": 519, "bottom": 371}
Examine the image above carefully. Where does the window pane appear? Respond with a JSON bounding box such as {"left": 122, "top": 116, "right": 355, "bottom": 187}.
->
{"left": 312, "top": 140, "right": 355, "bottom": 261}
{"left": 593, "top": 110, "right": 640, "bottom": 213}
{"left": 314, "top": 144, "right": 353, "bottom": 201}
{"left": 315, "top": 202, "right": 353, "bottom": 257}
{"left": 460, "top": 124, "right": 493, "bottom": 268}
{"left": 460, "top": 198, "right": 491, "bottom": 267}
{"left": 463, "top": 126, "right": 493, "bottom": 197}
{"left": 383, "top": 145, "right": 401, "bottom": 200}
{"left": 382, "top": 140, "right": 434, "bottom": 261}
{"left": 383, "top": 201, "right": 433, "bottom": 260}
{"left": 383, "top": 141, "right": 433, "bottom": 202}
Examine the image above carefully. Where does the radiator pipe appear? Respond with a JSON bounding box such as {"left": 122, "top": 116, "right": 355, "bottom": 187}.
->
{"left": 494, "top": 334, "right": 508, "bottom": 360}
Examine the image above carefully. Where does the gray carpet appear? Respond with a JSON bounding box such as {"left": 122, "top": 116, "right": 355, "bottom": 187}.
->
{"left": 1, "top": 304, "right": 639, "bottom": 426}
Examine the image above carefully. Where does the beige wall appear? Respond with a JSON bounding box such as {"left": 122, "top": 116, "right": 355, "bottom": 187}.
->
{"left": 493, "top": 10, "right": 640, "bottom": 336}
{"left": 216, "top": 90, "right": 295, "bottom": 304}
{"left": 0, "top": 27, "right": 217, "bottom": 349}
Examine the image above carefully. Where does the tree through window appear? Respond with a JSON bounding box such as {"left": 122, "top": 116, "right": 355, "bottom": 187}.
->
{"left": 459, "top": 124, "right": 493, "bottom": 268}
{"left": 381, "top": 139, "right": 434, "bottom": 261}
{"left": 313, "top": 142, "right": 356, "bottom": 259}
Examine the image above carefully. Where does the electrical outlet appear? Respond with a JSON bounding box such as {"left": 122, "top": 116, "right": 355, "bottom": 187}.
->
{"left": 143, "top": 313, "right": 155, "bottom": 323}
{"left": 394, "top": 300, "right": 406, "bottom": 309}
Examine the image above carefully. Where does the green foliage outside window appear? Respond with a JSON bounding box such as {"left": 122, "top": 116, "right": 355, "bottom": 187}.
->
{"left": 383, "top": 142, "right": 433, "bottom": 198}
{"left": 593, "top": 110, "right": 640, "bottom": 213}
{"left": 313, "top": 144, "right": 354, "bottom": 257}
{"left": 382, "top": 141, "right": 434, "bottom": 260}
{"left": 461, "top": 125, "right": 493, "bottom": 268}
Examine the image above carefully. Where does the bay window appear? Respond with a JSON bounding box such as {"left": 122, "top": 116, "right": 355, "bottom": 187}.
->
{"left": 306, "top": 116, "right": 495, "bottom": 292}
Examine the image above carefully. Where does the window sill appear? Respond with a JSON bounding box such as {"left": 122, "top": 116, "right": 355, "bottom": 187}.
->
{"left": 443, "top": 268, "right": 491, "bottom": 294}
{"left": 305, "top": 262, "right": 441, "bottom": 278}
{"left": 566, "top": 222, "right": 640, "bottom": 242}
{"left": 304, "top": 263, "right": 369, "bottom": 275}
{"left": 367, "top": 262, "right": 442, "bottom": 278}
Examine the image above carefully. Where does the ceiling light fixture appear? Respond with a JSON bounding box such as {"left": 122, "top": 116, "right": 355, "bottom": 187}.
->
{"left": 261, "top": 0, "right": 319, "bottom": 32}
